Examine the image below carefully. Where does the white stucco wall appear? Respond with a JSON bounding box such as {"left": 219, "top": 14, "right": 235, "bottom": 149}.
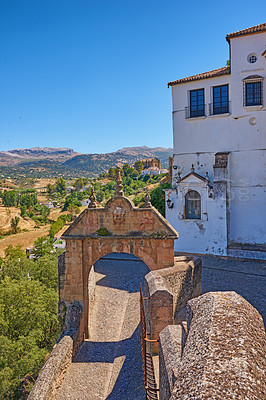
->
{"left": 168, "top": 29, "right": 266, "bottom": 258}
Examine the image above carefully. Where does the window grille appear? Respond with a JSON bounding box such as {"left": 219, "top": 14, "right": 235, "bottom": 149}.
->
{"left": 243, "top": 77, "right": 263, "bottom": 106}
{"left": 211, "top": 85, "right": 229, "bottom": 115}
{"left": 189, "top": 89, "right": 205, "bottom": 117}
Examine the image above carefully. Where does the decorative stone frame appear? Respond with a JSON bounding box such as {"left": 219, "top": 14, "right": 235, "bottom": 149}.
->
{"left": 177, "top": 173, "right": 210, "bottom": 222}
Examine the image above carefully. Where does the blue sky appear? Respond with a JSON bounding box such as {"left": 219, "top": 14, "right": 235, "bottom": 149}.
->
{"left": 0, "top": 0, "right": 265, "bottom": 154}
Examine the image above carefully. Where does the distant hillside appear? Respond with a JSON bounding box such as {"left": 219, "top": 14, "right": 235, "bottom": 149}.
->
{"left": 0, "top": 146, "right": 173, "bottom": 178}
{"left": 64, "top": 147, "right": 172, "bottom": 173}
{"left": 0, "top": 147, "right": 78, "bottom": 166}
{"left": 7, "top": 147, "right": 77, "bottom": 157}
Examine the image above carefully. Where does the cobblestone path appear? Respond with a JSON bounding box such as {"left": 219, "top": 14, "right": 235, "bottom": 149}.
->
{"left": 54, "top": 253, "right": 149, "bottom": 400}
{"left": 201, "top": 255, "right": 266, "bottom": 324}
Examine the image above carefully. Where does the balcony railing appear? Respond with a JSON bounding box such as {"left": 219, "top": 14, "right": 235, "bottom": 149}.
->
{"left": 209, "top": 101, "right": 231, "bottom": 115}
{"left": 185, "top": 105, "right": 206, "bottom": 119}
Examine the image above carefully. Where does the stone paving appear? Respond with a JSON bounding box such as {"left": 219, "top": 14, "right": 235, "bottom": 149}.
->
{"left": 200, "top": 255, "right": 266, "bottom": 324}
{"left": 54, "top": 253, "right": 265, "bottom": 399}
{"left": 54, "top": 253, "right": 149, "bottom": 400}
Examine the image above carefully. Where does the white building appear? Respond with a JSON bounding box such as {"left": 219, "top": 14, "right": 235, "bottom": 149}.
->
{"left": 165, "top": 23, "right": 266, "bottom": 259}
{"left": 140, "top": 167, "right": 168, "bottom": 176}
{"left": 81, "top": 198, "right": 90, "bottom": 207}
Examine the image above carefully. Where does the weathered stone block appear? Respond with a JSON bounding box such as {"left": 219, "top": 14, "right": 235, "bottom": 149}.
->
{"left": 169, "top": 292, "right": 266, "bottom": 400}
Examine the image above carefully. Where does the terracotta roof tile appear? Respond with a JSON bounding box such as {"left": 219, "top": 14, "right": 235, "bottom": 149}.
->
{"left": 168, "top": 66, "right": 230, "bottom": 87}
{"left": 226, "top": 23, "right": 266, "bottom": 41}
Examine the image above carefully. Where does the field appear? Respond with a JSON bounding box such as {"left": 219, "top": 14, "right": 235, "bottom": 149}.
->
{"left": 0, "top": 199, "right": 86, "bottom": 257}
{"left": 0, "top": 227, "right": 50, "bottom": 257}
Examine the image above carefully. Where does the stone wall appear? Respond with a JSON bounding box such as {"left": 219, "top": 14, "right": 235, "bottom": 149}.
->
{"left": 159, "top": 292, "right": 266, "bottom": 400}
{"left": 144, "top": 256, "right": 201, "bottom": 354}
{"left": 28, "top": 335, "right": 73, "bottom": 400}
{"left": 29, "top": 301, "right": 83, "bottom": 399}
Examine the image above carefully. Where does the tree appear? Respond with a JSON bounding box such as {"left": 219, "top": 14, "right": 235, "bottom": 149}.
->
{"left": 63, "top": 195, "right": 81, "bottom": 211}
{"left": 108, "top": 167, "right": 116, "bottom": 179}
{"left": 31, "top": 236, "right": 53, "bottom": 259}
{"left": 19, "top": 193, "right": 38, "bottom": 209}
{"left": 10, "top": 216, "right": 20, "bottom": 234}
{"left": 74, "top": 178, "right": 88, "bottom": 191}
{"left": 4, "top": 245, "right": 25, "bottom": 261}
{"left": 40, "top": 205, "right": 50, "bottom": 223}
{"left": 122, "top": 163, "right": 134, "bottom": 177}
{"left": 150, "top": 183, "right": 172, "bottom": 217}
{"left": 46, "top": 183, "right": 54, "bottom": 196}
{"left": 134, "top": 160, "right": 144, "bottom": 173}
{"left": 20, "top": 205, "right": 27, "bottom": 218}
{"left": 0, "top": 278, "right": 59, "bottom": 398}
{"left": 2, "top": 190, "right": 19, "bottom": 207}
{"left": 55, "top": 178, "right": 67, "bottom": 196}
{"left": 67, "top": 204, "right": 80, "bottom": 217}
{"left": 0, "top": 247, "right": 60, "bottom": 399}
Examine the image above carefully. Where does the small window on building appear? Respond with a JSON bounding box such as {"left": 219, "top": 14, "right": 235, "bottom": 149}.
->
{"left": 185, "top": 190, "right": 201, "bottom": 219}
{"left": 211, "top": 84, "right": 229, "bottom": 115}
{"left": 244, "top": 81, "right": 262, "bottom": 106}
{"left": 189, "top": 89, "right": 205, "bottom": 118}
{"left": 248, "top": 53, "right": 257, "bottom": 63}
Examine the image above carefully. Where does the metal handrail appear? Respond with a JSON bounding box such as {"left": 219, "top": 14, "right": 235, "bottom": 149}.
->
{"left": 209, "top": 101, "right": 231, "bottom": 115}
{"left": 185, "top": 105, "right": 206, "bottom": 119}
{"left": 140, "top": 286, "right": 159, "bottom": 400}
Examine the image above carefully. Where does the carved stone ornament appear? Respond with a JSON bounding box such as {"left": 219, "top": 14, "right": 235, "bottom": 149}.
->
{"left": 113, "top": 206, "right": 126, "bottom": 223}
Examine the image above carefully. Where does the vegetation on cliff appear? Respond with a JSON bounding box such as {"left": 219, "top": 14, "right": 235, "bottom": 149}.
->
{"left": 0, "top": 244, "right": 61, "bottom": 399}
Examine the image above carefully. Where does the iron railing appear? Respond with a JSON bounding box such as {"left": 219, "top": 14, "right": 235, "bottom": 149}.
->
{"left": 185, "top": 105, "right": 206, "bottom": 119}
{"left": 140, "top": 286, "right": 159, "bottom": 400}
{"left": 209, "top": 101, "right": 231, "bottom": 115}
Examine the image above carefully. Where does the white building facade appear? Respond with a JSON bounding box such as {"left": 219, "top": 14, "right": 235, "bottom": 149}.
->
{"left": 165, "top": 24, "right": 266, "bottom": 259}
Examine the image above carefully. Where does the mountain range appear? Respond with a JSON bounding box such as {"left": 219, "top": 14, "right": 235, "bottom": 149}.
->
{"left": 0, "top": 146, "right": 173, "bottom": 178}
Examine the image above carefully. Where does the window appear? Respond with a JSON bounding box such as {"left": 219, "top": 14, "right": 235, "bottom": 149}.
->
{"left": 212, "top": 84, "right": 229, "bottom": 114}
{"left": 248, "top": 53, "right": 257, "bottom": 63}
{"left": 245, "top": 81, "right": 262, "bottom": 106}
{"left": 189, "top": 89, "right": 205, "bottom": 117}
{"left": 185, "top": 190, "right": 201, "bottom": 219}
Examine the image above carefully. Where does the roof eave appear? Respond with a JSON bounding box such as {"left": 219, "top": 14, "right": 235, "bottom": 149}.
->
{"left": 168, "top": 70, "right": 231, "bottom": 87}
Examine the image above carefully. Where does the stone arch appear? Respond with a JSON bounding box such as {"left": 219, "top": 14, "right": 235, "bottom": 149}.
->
{"left": 60, "top": 191, "right": 178, "bottom": 339}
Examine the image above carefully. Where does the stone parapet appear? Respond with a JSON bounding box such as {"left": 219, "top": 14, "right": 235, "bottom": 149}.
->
{"left": 159, "top": 325, "right": 183, "bottom": 400}
{"left": 145, "top": 271, "right": 174, "bottom": 353}
{"left": 159, "top": 291, "right": 266, "bottom": 400}
{"left": 59, "top": 300, "right": 83, "bottom": 355}
{"left": 28, "top": 335, "right": 73, "bottom": 400}
{"left": 144, "top": 256, "right": 201, "bottom": 354}
{"left": 159, "top": 256, "right": 202, "bottom": 322}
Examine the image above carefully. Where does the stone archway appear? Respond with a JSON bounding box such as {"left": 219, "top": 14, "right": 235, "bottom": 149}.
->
{"left": 59, "top": 170, "right": 178, "bottom": 339}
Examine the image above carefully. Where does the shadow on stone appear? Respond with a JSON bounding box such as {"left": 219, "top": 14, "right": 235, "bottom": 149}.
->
{"left": 94, "top": 252, "right": 150, "bottom": 293}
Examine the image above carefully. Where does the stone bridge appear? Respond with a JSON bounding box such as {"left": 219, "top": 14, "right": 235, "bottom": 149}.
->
{"left": 28, "top": 169, "right": 265, "bottom": 399}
